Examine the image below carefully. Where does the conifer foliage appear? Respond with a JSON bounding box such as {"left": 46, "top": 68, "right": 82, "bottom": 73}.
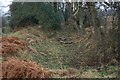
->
{"left": 10, "top": 2, "right": 64, "bottom": 30}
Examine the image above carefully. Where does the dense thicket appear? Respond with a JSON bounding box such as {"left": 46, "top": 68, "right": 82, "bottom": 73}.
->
{"left": 10, "top": 2, "right": 64, "bottom": 30}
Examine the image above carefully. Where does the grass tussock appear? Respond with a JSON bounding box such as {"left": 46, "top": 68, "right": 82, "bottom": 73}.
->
{"left": 2, "top": 58, "right": 51, "bottom": 78}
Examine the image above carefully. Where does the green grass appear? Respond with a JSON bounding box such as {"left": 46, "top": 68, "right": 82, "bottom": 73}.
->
{"left": 30, "top": 38, "right": 69, "bottom": 69}
{"left": 3, "top": 31, "right": 27, "bottom": 40}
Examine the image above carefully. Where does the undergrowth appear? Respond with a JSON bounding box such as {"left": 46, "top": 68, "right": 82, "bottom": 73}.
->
{"left": 2, "top": 26, "right": 119, "bottom": 78}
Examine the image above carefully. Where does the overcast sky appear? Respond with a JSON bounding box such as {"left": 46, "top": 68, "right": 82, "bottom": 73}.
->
{"left": 0, "top": 0, "right": 12, "bottom": 16}
{"left": 0, "top": 0, "right": 119, "bottom": 16}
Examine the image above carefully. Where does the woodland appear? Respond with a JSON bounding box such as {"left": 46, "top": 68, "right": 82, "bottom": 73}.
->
{"left": 1, "top": 1, "right": 120, "bottom": 79}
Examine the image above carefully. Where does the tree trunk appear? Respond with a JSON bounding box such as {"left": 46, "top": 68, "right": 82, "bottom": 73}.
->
{"left": 78, "top": 2, "right": 85, "bottom": 37}
{"left": 88, "top": 3, "right": 101, "bottom": 41}
{"left": 53, "top": 2, "right": 58, "bottom": 12}
{"left": 117, "top": 4, "right": 120, "bottom": 65}
{"left": 74, "top": 2, "right": 85, "bottom": 37}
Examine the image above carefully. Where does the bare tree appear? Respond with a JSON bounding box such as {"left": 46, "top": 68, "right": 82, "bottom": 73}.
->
{"left": 87, "top": 3, "right": 101, "bottom": 41}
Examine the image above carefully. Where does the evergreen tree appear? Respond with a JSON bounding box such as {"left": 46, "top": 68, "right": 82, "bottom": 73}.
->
{"left": 10, "top": 2, "right": 64, "bottom": 30}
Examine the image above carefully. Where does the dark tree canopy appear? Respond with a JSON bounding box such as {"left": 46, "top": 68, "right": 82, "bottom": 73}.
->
{"left": 10, "top": 2, "right": 64, "bottom": 30}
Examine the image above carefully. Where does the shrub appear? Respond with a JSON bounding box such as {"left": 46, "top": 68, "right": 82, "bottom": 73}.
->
{"left": 9, "top": 2, "right": 64, "bottom": 30}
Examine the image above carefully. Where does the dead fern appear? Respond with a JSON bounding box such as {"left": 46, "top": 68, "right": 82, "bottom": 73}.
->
{"left": 2, "top": 36, "right": 27, "bottom": 55}
{"left": 2, "top": 58, "right": 51, "bottom": 78}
